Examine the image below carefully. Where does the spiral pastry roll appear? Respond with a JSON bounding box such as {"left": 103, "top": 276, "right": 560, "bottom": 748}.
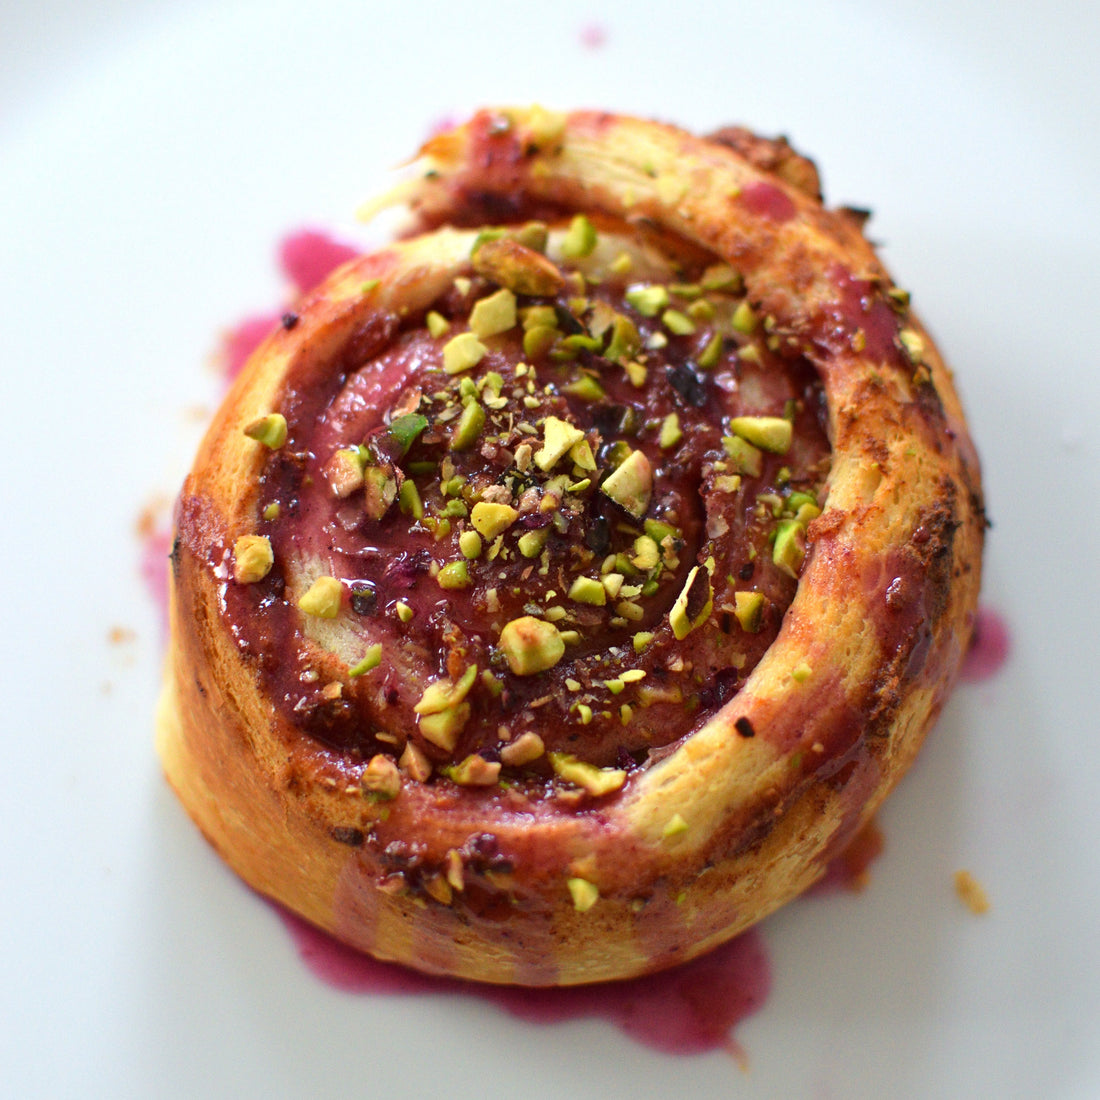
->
{"left": 158, "top": 108, "right": 984, "bottom": 985}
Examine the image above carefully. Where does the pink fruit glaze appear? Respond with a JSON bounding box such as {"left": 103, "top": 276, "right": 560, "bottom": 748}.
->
{"left": 279, "top": 907, "right": 770, "bottom": 1059}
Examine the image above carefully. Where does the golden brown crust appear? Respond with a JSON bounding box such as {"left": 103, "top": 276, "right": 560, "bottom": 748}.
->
{"left": 158, "top": 107, "right": 983, "bottom": 985}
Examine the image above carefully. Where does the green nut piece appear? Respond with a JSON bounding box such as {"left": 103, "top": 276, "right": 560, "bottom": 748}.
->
{"left": 599, "top": 448, "right": 652, "bottom": 519}
{"left": 523, "top": 324, "right": 558, "bottom": 359}
{"left": 731, "top": 300, "right": 756, "bottom": 333}
{"left": 562, "top": 374, "right": 606, "bottom": 402}
{"left": 721, "top": 433, "right": 764, "bottom": 477}
{"left": 458, "top": 530, "right": 483, "bottom": 559}
{"left": 567, "top": 877, "right": 599, "bottom": 912}
{"left": 604, "top": 313, "right": 642, "bottom": 362}
{"left": 398, "top": 478, "right": 423, "bottom": 519}
{"left": 772, "top": 519, "right": 807, "bottom": 579}
{"left": 425, "top": 310, "right": 451, "bottom": 338}
{"left": 498, "top": 616, "right": 565, "bottom": 676}
{"left": 625, "top": 283, "right": 669, "bottom": 317}
{"left": 661, "top": 308, "right": 696, "bottom": 336}
{"left": 517, "top": 528, "right": 549, "bottom": 558}
{"left": 298, "top": 575, "right": 343, "bottom": 619}
{"left": 560, "top": 213, "right": 598, "bottom": 260}
{"left": 658, "top": 412, "right": 682, "bottom": 450}
{"left": 728, "top": 416, "right": 792, "bottom": 454}
{"left": 470, "top": 501, "right": 519, "bottom": 539}
{"left": 442, "top": 331, "right": 488, "bottom": 374}
{"left": 446, "top": 754, "right": 502, "bottom": 787}
{"left": 535, "top": 415, "right": 586, "bottom": 472}
{"left": 243, "top": 413, "right": 288, "bottom": 449}
{"left": 469, "top": 287, "right": 517, "bottom": 339}
{"left": 363, "top": 466, "right": 398, "bottom": 520}
{"left": 568, "top": 576, "right": 607, "bottom": 606}
{"left": 348, "top": 643, "right": 383, "bottom": 677}
{"left": 436, "top": 560, "right": 471, "bottom": 590}
{"left": 669, "top": 565, "right": 713, "bottom": 640}
{"left": 450, "top": 400, "right": 486, "bottom": 451}
{"left": 548, "top": 752, "right": 626, "bottom": 796}
{"left": 232, "top": 535, "right": 274, "bottom": 584}
{"left": 418, "top": 704, "right": 471, "bottom": 752}
{"left": 472, "top": 237, "right": 565, "bottom": 297}
{"left": 733, "top": 590, "right": 765, "bottom": 633}
{"left": 389, "top": 413, "right": 428, "bottom": 453}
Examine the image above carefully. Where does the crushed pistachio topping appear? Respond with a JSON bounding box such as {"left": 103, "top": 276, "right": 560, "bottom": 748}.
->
{"left": 233, "top": 535, "right": 273, "bottom": 584}
{"left": 244, "top": 413, "right": 287, "bottom": 449}
{"left": 549, "top": 752, "right": 627, "bottom": 796}
{"left": 361, "top": 754, "right": 401, "bottom": 800}
{"left": 499, "top": 616, "right": 565, "bottom": 676}
{"left": 442, "top": 331, "right": 488, "bottom": 374}
{"left": 348, "top": 643, "right": 382, "bottom": 677}
{"left": 567, "top": 877, "right": 600, "bottom": 912}
{"left": 298, "top": 576, "right": 342, "bottom": 618}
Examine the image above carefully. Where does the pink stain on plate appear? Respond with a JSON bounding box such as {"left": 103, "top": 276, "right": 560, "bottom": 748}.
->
{"left": 578, "top": 23, "right": 608, "bottom": 49}
{"left": 280, "top": 909, "right": 770, "bottom": 1059}
{"left": 960, "top": 607, "right": 1010, "bottom": 683}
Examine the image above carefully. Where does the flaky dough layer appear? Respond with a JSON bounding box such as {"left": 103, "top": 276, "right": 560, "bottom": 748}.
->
{"left": 158, "top": 108, "right": 984, "bottom": 985}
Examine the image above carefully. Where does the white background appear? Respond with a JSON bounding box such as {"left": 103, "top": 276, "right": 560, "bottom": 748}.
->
{"left": 2, "top": 2, "right": 1098, "bottom": 1096}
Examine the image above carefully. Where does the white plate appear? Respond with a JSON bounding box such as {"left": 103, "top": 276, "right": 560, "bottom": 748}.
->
{"left": 3, "top": 2, "right": 1098, "bottom": 1097}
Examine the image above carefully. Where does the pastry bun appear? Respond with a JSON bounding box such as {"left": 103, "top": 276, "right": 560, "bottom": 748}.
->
{"left": 158, "top": 108, "right": 984, "bottom": 985}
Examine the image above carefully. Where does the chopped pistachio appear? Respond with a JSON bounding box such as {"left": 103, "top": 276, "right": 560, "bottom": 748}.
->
{"left": 500, "top": 731, "right": 545, "bottom": 767}
{"left": 567, "top": 877, "right": 599, "bottom": 912}
{"left": 658, "top": 413, "right": 682, "bottom": 450}
{"left": 604, "top": 313, "right": 642, "bottom": 362}
{"left": 517, "top": 528, "right": 549, "bottom": 558}
{"left": 701, "top": 263, "right": 741, "bottom": 292}
{"left": 446, "top": 754, "right": 501, "bottom": 786}
{"left": 899, "top": 327, "right": 925, "bottom": 362}
{"left": 425, "top": 310, "right": 450, "bottom": 338}
{"left": 632, "top": 630, "right": 654, "bottom": 653}
{"left": 733, "top": 590, "right": 765, "bottom": 633}
{"left": 437, "top": 560, "right": 470, "bottom": 590}
{"left": 395, "top": 601, "right": 414, "bottom": 623}
{"left": 560, "top": 213, "right": 598, "bottom": 259}
{"left": 562, "top": 374, "right": 606, "bottom": 402}
{"left": 662, "top": 813, "right": 689, "bottom": 839}
{"left": 662, "top": 308, "right": 696, "bottom": 336}
{"left": 791, "top": 661, "right": 813, "bottom": 683}
{"left": 623, "top": 360, "right": 647, "bottom": 387}
{"left": 721, "top": 433, "right": 764, "bottom": 476}
{"left": 398, "top": 478, "right": 423, "bottom": 519}
{"left": 625, "top": 283, "right": 669, "bottom": 317}
{"left": 698, "top": 332, "right": 723, "bottom": 369}
{"left": 298, "top": 575, "right": 343, "bottom": 618}
{"left": 669, "top": 565, "right": 713, "bottom": 640}
{"left": 442, "top": 331, "right": 488, "bottom": 374}
{"left": 389, "top": 412, "right": 428, "bottom": 453}
{"left": 534, "top": 415, "right": 585, "bottom": 471}
{"left": 599, "top": 448, "right": 653, "bottom": 519}
{"left": 469, "top": 287, "right": 518, "bottom": 338}
{"left": 600, "top": 572, "right": 624, "bottom": 598}
{"left": 243, "top": 413, "right": 287, "bottom": 449}
{"left": 324, "top": 446, "right": 367, "bottom": 497}
{"left": 473, "top": 237, "right": 565, "bottom": 296}
{"left": 415, "top": 665, "right": 478, "bottom": 715}
{"left": 620, "top": 668, "right": 646, "bottom": 683}
{"left": 348, "top": 643, "right": 383, "bottom": 677}
{"left": 498, "top": 616, "right": 565, "bottom": 675}
{"left": 548, "top": 752, "right": 626, "bottom": 796}
{"left": 233, "top": 535, "right": 273, "bottom": 584}
{"left": 731, "top": 300, "right": 756, "bottom": 334}
{"left": 262, "top": 502, "right": 280, "bottom": 521}
{"left": 773, "top": 519, "right": 806, "bottom": 579}
{"left": 631, "top": 535, "right": 660, "bottom": 571}
{"left": 419, "top": 704, "right": 471, "bottom": 752}
{"left": 458, "top": 530, "right": 483, "bottom": 559}
{"left": 728, "top": 416, "right": 792, "bottom": 454}
{"left": 575, "top": 703, "right": 593, "bottom": 724}
{"left": 470, "top": 501, "right": 519, "bottom": 539}
{"left": 450, "top": 399, "right": 485, "bottom": 451}
{"left": 361, "top": 753, "right": 401, "bottom": 800}
{"left": 569, "top": 437, "right": 597, "bottom": 471}
{"left": 568, "top": 576, "right": 607, "bottom": 606}
{"left": 715, "top": 474, "right": 742, "bottom": 494}
{"left": 399, "top": 742, "right": 432, "bottom": 782}
{"left": 363, "top": 466, "right": 398, "bottom": 520}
